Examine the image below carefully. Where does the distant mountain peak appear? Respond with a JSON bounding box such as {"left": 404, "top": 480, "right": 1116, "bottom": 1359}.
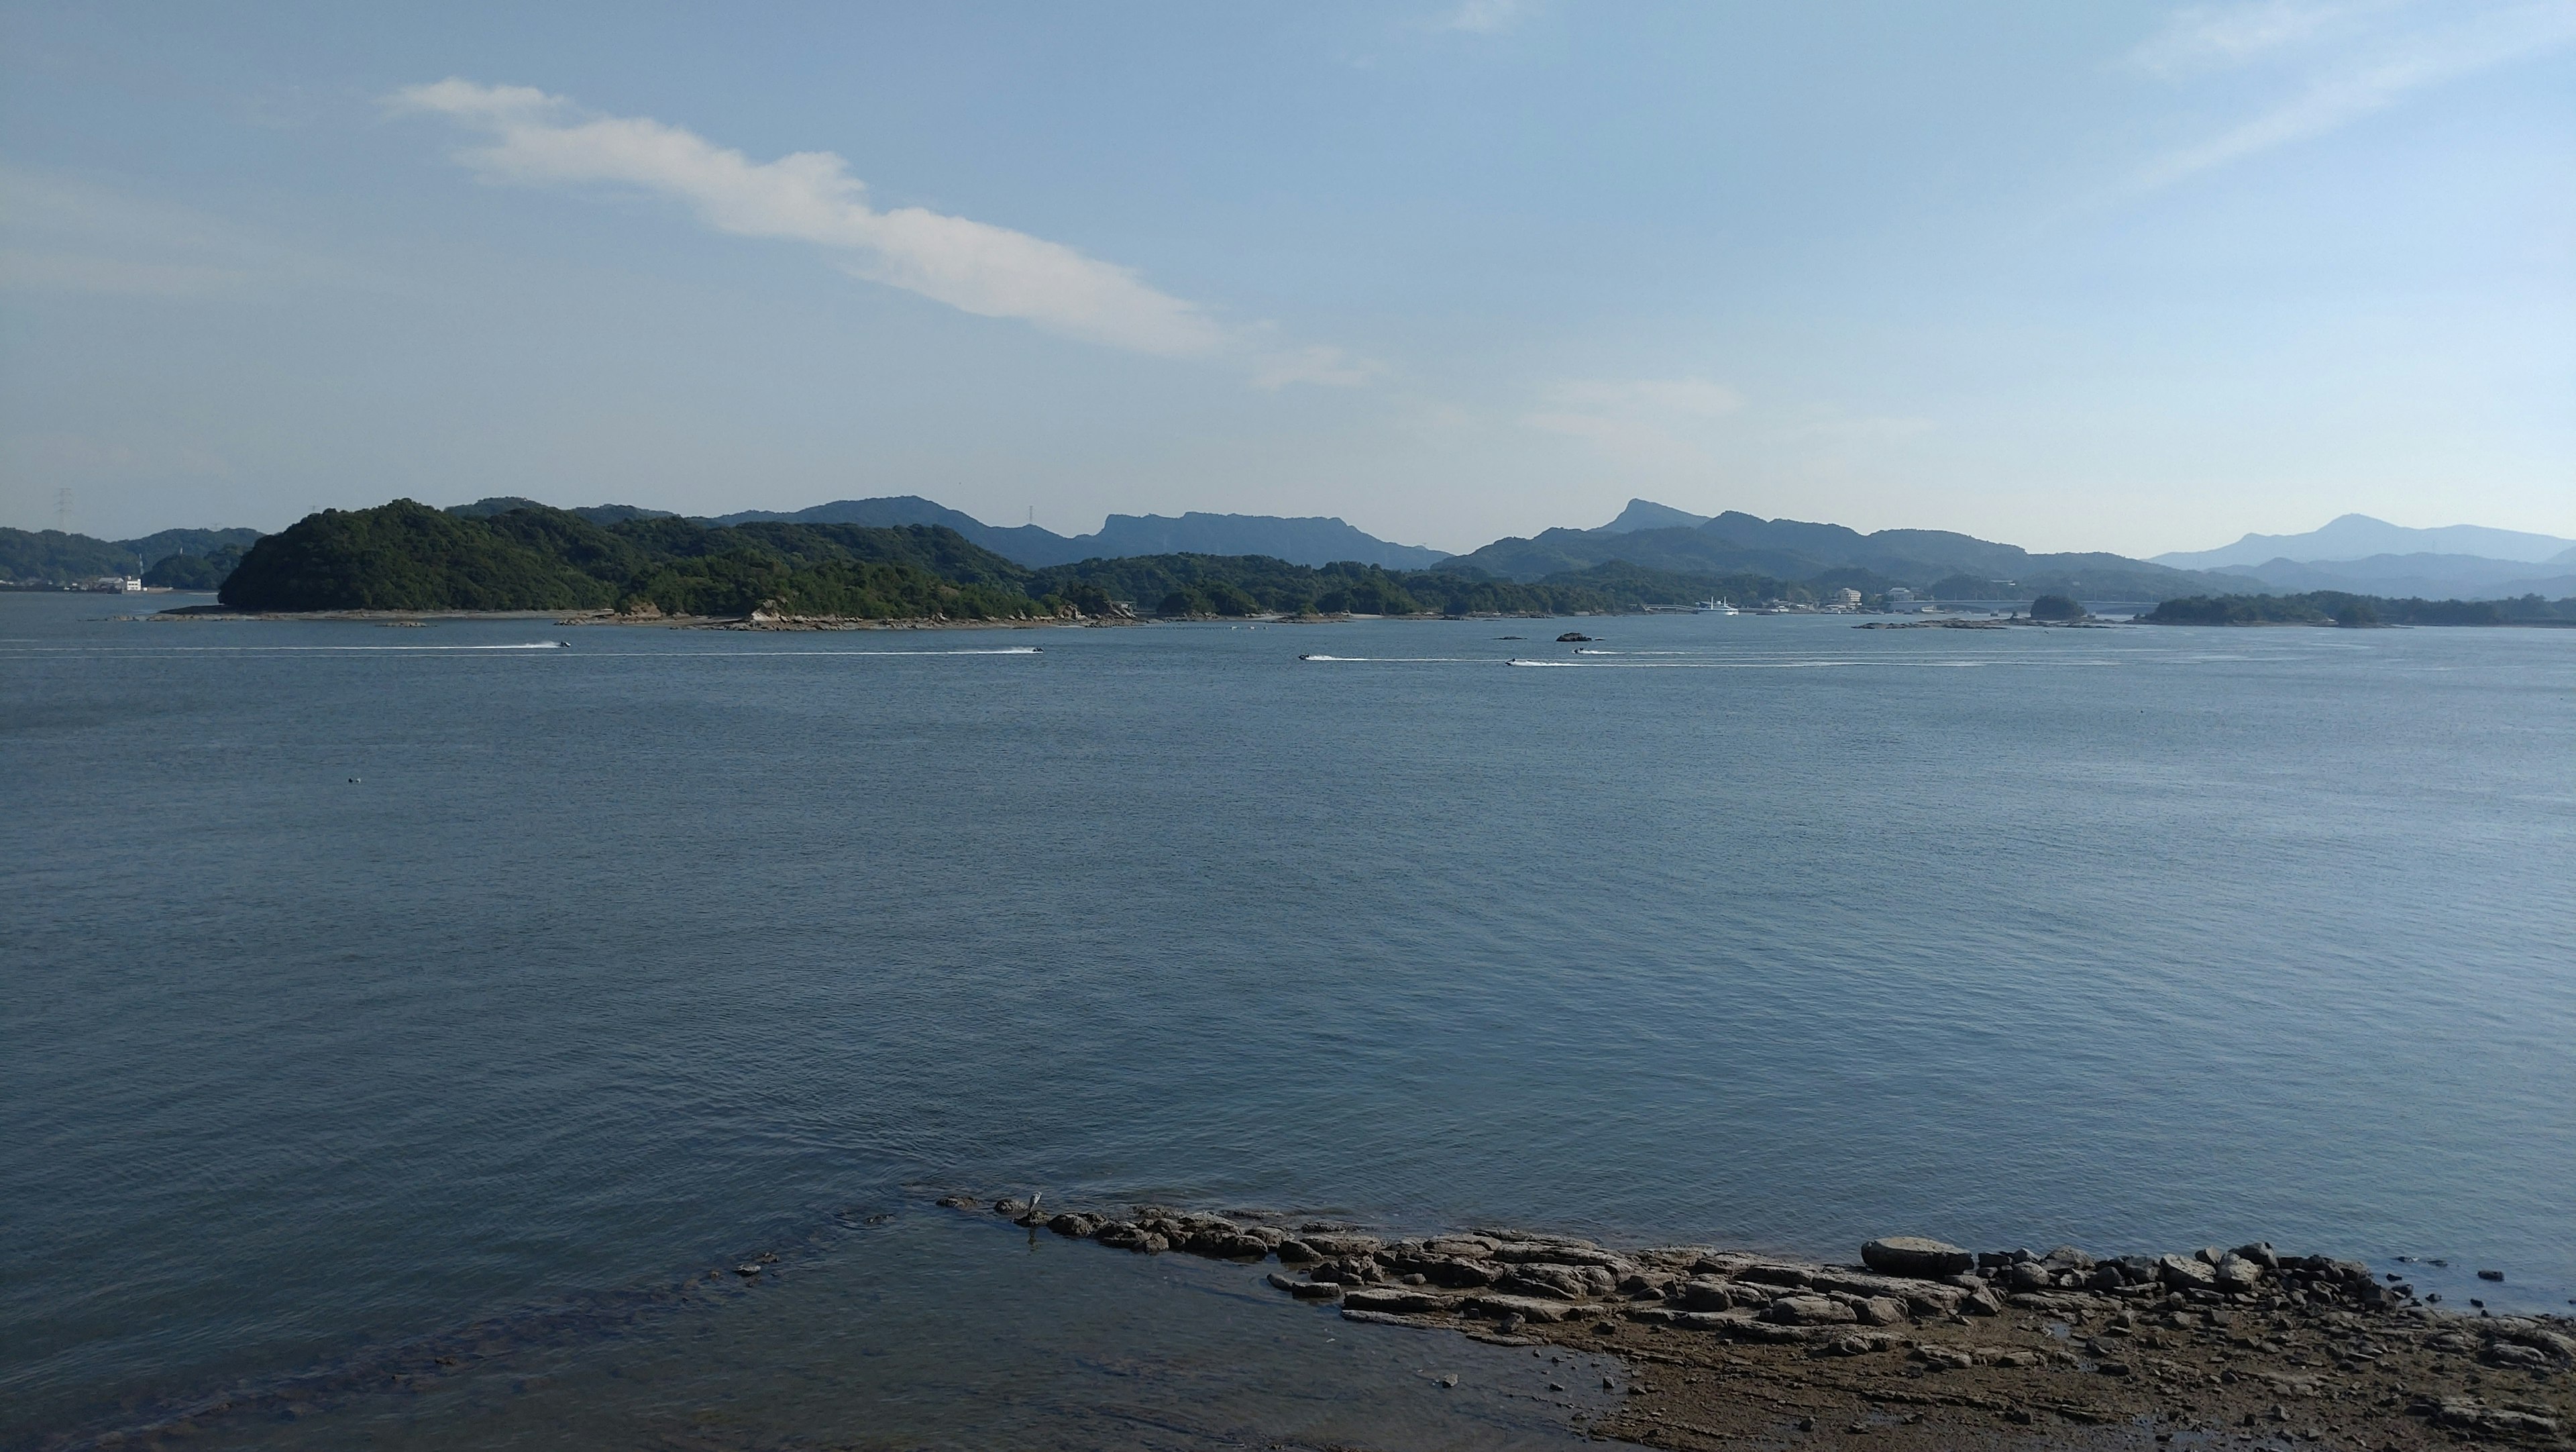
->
{"left": 708, "top": 497, "right": 1446, "bottom": 570}
{"left": 1601, "top": 499, "right": 1711, "bottom": 533}
{"left": 2155, "top": 515, "right": 2575, "bottom": 569}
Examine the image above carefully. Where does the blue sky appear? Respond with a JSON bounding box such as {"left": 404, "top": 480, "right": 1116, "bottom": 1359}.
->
{"left": 2, "top": 1, "right": 2569, "bottom": 553}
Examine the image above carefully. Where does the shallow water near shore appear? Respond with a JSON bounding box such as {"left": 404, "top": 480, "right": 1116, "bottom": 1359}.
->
{"left": 5, "top": 595, "right": 2573, "bottom": 1445}
{"left": 168, "top": 1207, "right": 1621, "bottom": 1451}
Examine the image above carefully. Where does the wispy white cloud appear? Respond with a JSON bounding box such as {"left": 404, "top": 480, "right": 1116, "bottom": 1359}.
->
{"left": 2129, "top": 1, "right": 2576, "bottom": 189}
{"left": 1431, "top": 0, "right": 1538, "bottom": 35}
{"left": 388, "top": 79, "right": 1226, "bottom": 358}
{"left": 1250, "top": 344, "right": 1384, "bottom": 391}
{"left": 2131, "top": 0, "right": 2355, "bottom": 76}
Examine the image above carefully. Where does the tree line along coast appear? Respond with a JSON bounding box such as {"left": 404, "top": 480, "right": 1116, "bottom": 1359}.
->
{"left": 5, "top": 496, "right": 2571, "bottom": 627}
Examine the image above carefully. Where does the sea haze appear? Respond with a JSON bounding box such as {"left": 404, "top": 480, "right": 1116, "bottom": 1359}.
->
{"left": 4, "top": 595, "right": 2572, "bottom": 1445}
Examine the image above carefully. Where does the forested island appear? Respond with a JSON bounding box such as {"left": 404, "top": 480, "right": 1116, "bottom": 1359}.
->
{"left": 2142, "top": 592, "right": 2576, "bottom": 627}
{"left": 209, "top": 499, "right": 1817, "bottom": 619}
{"left": 54, "top": 497, "right": 2565, "bottom": 627}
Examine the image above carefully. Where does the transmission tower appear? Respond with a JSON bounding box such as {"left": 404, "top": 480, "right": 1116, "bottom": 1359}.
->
{"left": 57, "top": 488, "right": 72, "bottom": 534}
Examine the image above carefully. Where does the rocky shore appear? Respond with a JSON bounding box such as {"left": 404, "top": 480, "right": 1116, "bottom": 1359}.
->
{"left": 939, "top": 1196, "right": 2575, "bottom": 1449}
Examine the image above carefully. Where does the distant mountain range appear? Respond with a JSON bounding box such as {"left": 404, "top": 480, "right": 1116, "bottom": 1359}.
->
{"left": 1444, "top": 501, "right": 2218, "bottom": 600}
{"left": 0, "top": 525, "right": 261, "bottom": 584}
{"left": 2155, "top": 514, "right": 2576, "bottom": 570}
{"left": 12, "top": 496, "right": 2573, "bottom": 604}
{"left": 445, "top": 494, "right": 1449, "bottom": 569}
{"left": 705, "top": 497, "right": 1450, "bottom": 570}
{"left": 2151, "top": 513, "right": 2576, "bottom": 600}
{"left": 2202, "top": 554, "right": 2576, "bottom": 601}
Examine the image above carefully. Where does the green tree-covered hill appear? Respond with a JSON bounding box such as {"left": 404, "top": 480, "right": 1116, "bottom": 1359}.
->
{"left": 2143, "top": 592, "right": 2575, "bottom": 626}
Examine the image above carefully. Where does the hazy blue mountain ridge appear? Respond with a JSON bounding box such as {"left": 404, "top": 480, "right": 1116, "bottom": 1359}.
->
{"left": 1446, "top": 505, "right": 2224, "bottom": 598}
{"left": 19, "top": 493, "right": 2576, "bottom": 602}
{"left": 2213, "top": 554, "right": 2576, "bottom": 601}
{"left": 1, "top": 525, "right": 264, "bottom": 584}
{"left": 1599, "top": 498, "right": 1712, "bottom": 532}
{"left": 710, "top": 497, "right": 1446, "bottom": 569}
{"left": 2157, "top": 513, "right": 2575, "bottom": 569}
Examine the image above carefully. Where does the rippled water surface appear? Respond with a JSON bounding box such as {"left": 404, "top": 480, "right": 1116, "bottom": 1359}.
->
{"left": 5, "top": 595, "right": 2572, "bottom": 1445}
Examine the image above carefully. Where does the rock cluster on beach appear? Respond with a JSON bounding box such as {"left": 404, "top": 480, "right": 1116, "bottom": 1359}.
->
{"left": 941, "top": 1196, "right": 2574, "bottom": 1447}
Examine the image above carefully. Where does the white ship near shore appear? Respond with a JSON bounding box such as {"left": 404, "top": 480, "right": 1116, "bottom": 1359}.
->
{"left": 1697, "top": 600, "right": 1737, "bottom": 615}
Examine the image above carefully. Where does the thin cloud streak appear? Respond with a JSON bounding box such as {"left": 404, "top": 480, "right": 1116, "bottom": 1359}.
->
{"left": 1430, "top": 0, "right": 1537, "bottom": 35}
{"left": 388, "top": 79, "right": 1226, "bottom": 357}
{"left": 1250, "top": 344, "right": 1384, "bottom": 391}
{"left": 2130, "top": 0, "right": 2355, "bottom": 77}
{"left": 2129, "top": 1, "right": 2576, "bottom": 190}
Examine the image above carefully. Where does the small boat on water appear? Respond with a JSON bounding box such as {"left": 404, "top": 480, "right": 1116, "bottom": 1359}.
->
{"left": 1697, "top": 601, "right": 1737, "bottom": 615}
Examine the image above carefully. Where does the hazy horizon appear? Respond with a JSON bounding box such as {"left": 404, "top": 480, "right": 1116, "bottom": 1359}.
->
{"left": 5, "top": 3, "right": 2571, "bottom": 554}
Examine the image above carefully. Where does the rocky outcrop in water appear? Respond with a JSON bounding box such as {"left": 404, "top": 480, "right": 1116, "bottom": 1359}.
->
{"left": 937, "top": 1195, "right": 2572, "bottom": 1448}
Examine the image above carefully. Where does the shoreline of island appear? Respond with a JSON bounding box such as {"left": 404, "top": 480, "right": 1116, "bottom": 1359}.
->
{"left": 930, "top": 1193, "right": 2573, "bottom": 1451}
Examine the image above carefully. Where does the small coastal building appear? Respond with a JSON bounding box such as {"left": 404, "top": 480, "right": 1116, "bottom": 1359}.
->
{"left": 90, "top": 576, "right": 145, "bottom": 592}
{"left": 1828, "top": 586, "right": 1862, "bottom": 608}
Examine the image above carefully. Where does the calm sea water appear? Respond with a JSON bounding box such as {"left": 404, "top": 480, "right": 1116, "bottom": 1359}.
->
{"left": 5, "top": 594, "right": 2573, "bottom": 1447}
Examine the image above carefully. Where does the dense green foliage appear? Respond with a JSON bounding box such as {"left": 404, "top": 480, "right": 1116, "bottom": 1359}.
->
{"left": 143, "top": 546, "right": 246, "bottom": 589}
{"left": 1021, "top": 556, "right": 1801, "bottom": 617}
{"left": 207, "top": 497, "right": 2576, "bottom": 628}
{"left": 2143, "top": 592, "right": 2576, "bottom": 627}
{"left": 220, "top": 499, "right": 1044, "bottom": 616}
{"left": 1022, "top": 556, "right": 1611, "bottom": 617}
{"left": 1, "top": 528, "right": 143, "bottom": 582}
{"left": 2029, "top": 593, "right": 2085, "bottom": 621}
{"left": 222, "top": 501, "right": 621, "bottom": 610}
{"left": 2, "top": 525, "right": 259, "bottom": 584}
{"left": 216, "top": 499, "right": 1817, "bottom": 619}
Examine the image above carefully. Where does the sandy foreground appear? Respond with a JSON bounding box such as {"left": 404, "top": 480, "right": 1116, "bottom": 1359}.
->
{"left": 938, "top": 1196, "right": 2575, "bottom": 1451}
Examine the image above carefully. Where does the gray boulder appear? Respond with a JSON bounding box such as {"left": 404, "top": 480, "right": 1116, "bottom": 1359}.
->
{"left": 1499, "top": 1264, "right": 1613, "bottom": 1300}
{"left": 1672, "top": 1278, "right": 1736, "bottom": 1312}
{"left": 1856, "top": 1296, "right": 1910, "bottom": 1326}
{"left": 2159, "top": 1254, "right": 2218, "bottom": 1292}
{"left": 1466, "top": 1293, "right": 1588, "bottom": 1324}
{"left": 1341, "top": 1287, "right": 1448, "bottom": 1315}
{"left": 1301, "top": 1233, "right": 1383, "bottom": 1258}
{"left": 1766, "top": 1294, "right": 1861, "bottom": 1326}
{"left": 1862, "top": 1237, "right": 1974, "bottom": 1277}
{"left": 2006, "top": 1261, "right": 2057, "bottom": 1292}
{"left": 2213, "top": 1253, "right": 2266, "bottom": 1292}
